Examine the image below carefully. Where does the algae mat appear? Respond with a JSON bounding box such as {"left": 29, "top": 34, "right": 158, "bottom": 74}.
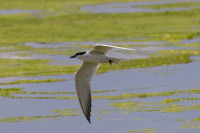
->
{"left": 0, "top": 0, "right": 200, "bottom": 133}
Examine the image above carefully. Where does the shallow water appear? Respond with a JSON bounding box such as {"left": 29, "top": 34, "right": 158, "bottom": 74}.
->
{"left": 1, "top": 40, "right": 193, "bottom": 66}
{"left": 0, "top": 54, "right": 200, "bottom": 132}
{"left": 0, "top": 9, "right": 40, "bottom": 15}
{"left": 23, "top": 41, "right": 165, "bottom": 48}
{"left": 81, "top": 0, "right": 200, "bottom": 13}
{"left": 181, "top": 38, "right": 200, "bottom": 44}
{"left": 0, "top": 2, "right": 200, "bottom": 131}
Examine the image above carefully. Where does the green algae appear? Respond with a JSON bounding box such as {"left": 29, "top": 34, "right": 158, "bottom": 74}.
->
{"left": 0, "top": 88, "right": 116, "bottom": 99}
{"left": 181, "top": 118, "right": 200, "bottom": 129}
{"left": 0, "top": 58, "right": 79, "bottom": 77}
{"left": 161, "top": 104, "right": 200, "bottom": 113}
{"left": 135, "top": 2, "right": 200, "bottom": 10}
{"left": 93, "top": 89, "right": 200, "bottom": 100}
{"left": 0, "top": 43, "right": 33, "bottom": 52}
{"left": 0, "top": 51, "right": 193, "bottom": 77}
{"left": 0, "top": 115, "right": 64, "bottom": 123}
{"left": 111, "top": 101, "right": 157, "bottom": 112}
{"left": 1, "top": 7, "right": 200, "bottom": 44}
{"left": 0, "top": 109, "right": 80, "bottom": 123}
{"left": 0, "top": 88, "right": 74, "bottom": 99}
{"left": 163, "top": 98, "right": 200, "bottom": 103}
{"left": 129, "top": 128, "right": 157, "bottom": 133}
{"left": 110, "top": 101, "right": 200, "bottom": 113}
{"left": 0, "top": 1, "right": 200, "bottom": 78}
{"left": 176, "top": 42, "right": 200, "bottom": 48}
{"left": 2, "top": 88, "right": 200, "bottom": 101}
{"left": 2, "top": 88, "right": 199, "bottom": 100}
{"left": 0, "top": 116, "right": 50, "bottom": 123}
{"left": 0, "top": 79, "right": 67, "bottom": 85}
{"left": 0, "top": 87, "right": 200, "bottom": 124}
{"left": 108, "top": 89, "right": 200, "bottom": 113}
{"left": 50, "top": 109, "right": 81, "bottom": 116}
{"left": 159, "top": 49, "right": 200, "bottom": 56}
{"left": 0, "top": 0, "right": 151, "bottom": 10}
{"left": 0, "top": 0, "right": 199, "bottom": 130}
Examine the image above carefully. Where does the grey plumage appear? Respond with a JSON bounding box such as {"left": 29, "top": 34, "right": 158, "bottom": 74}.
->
{"left": 75, "top": 62, "right": 99, "bottom": 123}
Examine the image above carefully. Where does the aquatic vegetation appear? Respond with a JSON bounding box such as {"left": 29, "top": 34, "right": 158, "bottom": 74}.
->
{"left": 0, "top": 7, "right": 200, "bottom": 44}
{"left": 94, "top": 89, "right": 200, "bottom": 100}
{"left": 129, "top": 128, "right": 157, "bottom": 133}
{"left": 161, "top": 104, "right": 200, "bottom": 113}
{"left": 0, "top": 0, "right": 199, "bottom": 132}
{"left": 163, "top": 98, "right": 200, "bottom": 103}
{"left": 0, "top": 79, "right": 67, "bottom": 85}
{"left": 110, "top": 101, "right": 200, "bottom": 113}
{"left": 111, "top": 101, "right": 157, "bottom": 112}
{"left": 0, "top": 88, "right": 21, "bottom": 98}
{"left": 175, "top": 42, "right": 200, "bottom": 48}
{"left": 98, "top": 53, "right": 192, "bottom": 73}
{"left": 0, "top": 58, "right": 79, "bottom": 77}
{"left": 159, "top": 49, "right": 200, "bottom": 56}
{"left": 0, "top": 87, "right": 117, "bottom": 99}
{"left": 136, "top": 2, "right": 200, "bottom": 10}
{"left": 0, "top": 0, "right": 149, "bottom": 10}
{"left": 0, "top": 109, "right": 80, "bottom": 123}
{"left": 108, "top": 89, "right": 200, "bottom": 113}
{"left": 0, "top": 88, "right": 74, "bottom": 99}
{"left": 0, "top": 115, "right": 52, "bottom": 123}
{"left": 1, "top": 88, "right": 199, "bottom": 100}
{"left": 0, "top": 43, "right": 33, "bottom": 52}
{"left": 181, "top": 118, "right": 200, "bottom": 129}
{"left": 50, "top": 109, "right": 81, "bottom": 116}
{"left": 0, "top": 2, "right": 200, "bottom": 78}
{"left": 1, "top": 87, "right": 191, "bottom": 100}
{"left": 0, "top": 51, "right": 193, "bottom": 77}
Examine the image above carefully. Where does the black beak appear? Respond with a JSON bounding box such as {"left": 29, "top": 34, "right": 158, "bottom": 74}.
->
{"left": 70, "top": 55, "right": 76, "bottom": 59}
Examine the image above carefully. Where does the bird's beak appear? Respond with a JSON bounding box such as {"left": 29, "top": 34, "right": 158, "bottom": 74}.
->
{"left": 70, "top": 55, "right": 76, "bottom": 59}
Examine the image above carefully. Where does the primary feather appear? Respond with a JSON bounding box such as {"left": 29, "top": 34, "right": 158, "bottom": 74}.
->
{"left": 72, "top": 44, "right": 134, "bottom": 123}
{"left": 75, "top": 62, "right": 99, "bottom": 123}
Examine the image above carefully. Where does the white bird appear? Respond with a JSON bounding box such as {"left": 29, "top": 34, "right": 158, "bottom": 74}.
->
{"left": 70, "top": 44, "right": 134, "bottom": 123}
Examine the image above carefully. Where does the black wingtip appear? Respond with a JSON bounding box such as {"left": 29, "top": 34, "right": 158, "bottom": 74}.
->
{"left": 86, "top": 116, "right": 91, "bottom": 124}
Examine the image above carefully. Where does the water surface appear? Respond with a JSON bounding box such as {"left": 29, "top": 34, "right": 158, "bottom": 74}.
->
{"left": 0, "top": 56, "right": 200, "bottom": 133}
{"left": 81, "top": 0, "right": 200, "bottom": 13}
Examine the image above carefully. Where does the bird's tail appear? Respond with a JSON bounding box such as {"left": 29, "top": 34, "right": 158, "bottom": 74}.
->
{"left": 110, "top": 57, "right": 124, "bottom": 64}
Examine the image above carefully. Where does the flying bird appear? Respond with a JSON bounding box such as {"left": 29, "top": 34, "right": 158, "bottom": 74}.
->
{"left": 70, "top": 44, "right": 134, "bottom": 123}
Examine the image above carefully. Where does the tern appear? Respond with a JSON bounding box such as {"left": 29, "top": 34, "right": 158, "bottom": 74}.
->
{"left": 70, "top": 44, "right": 134, "bottom": 123}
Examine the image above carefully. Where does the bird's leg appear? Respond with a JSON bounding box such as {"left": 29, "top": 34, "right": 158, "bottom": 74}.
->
{"left": 109, "top": 60, "right": 113, "bottom": 65}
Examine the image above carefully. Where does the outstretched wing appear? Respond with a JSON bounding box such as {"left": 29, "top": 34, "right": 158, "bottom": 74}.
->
{"left": 75, "top": 62, "right": 99, "bottom": 123}
{"left": 89, "top": 44, "right": 135, "bottom": 54}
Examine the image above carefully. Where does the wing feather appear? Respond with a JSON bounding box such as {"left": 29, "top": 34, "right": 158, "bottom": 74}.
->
{"left": 89, "top": 44, "right": 135, "bottom": 54}
{"left": 75, "top": 62, "right": 99, "bottom": 123}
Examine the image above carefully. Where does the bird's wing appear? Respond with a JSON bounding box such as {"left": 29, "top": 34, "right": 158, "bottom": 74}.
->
{"left": 75, "top": 62, "right": 100, "bottom": 123}
{"left": 89, "top": 44, "right": 135, "bottom": 54}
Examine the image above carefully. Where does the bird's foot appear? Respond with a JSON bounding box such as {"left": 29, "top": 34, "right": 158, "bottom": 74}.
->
{"left": 109, "top": 60, "right": 113, "bottom": 65}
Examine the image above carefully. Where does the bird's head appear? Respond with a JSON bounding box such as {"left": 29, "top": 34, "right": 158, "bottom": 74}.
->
{"left": 70, "top": 51, "right": 86, "bottom": 59}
